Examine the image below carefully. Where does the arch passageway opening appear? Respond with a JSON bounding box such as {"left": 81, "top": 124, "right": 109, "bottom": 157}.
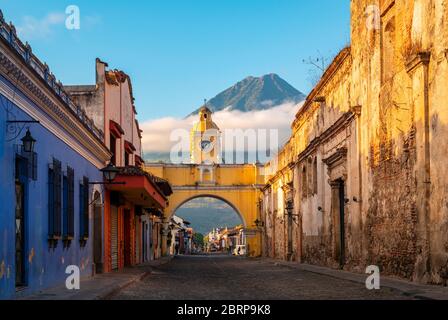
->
{"left": 144, "top": 163, "right": 264, "bottom": 257}
{"left": 169, "top": 196, "right": 248, "bottom": 256}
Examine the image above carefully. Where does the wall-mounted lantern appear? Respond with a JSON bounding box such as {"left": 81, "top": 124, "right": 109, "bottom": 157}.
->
{"left": 254, "top": 219, "right": 264, "bottom": 228}
{"left": 285, "top": 200, "right": 294, "bottom": 215}
{"left": 89, "top": 161, "right": 126, "bottom": 186}
{"left": 21, "top": 129, "right": 36, "bottom": 153}
{"left": 100, "top": 162, "right": 120, "bottom": 183}
{"left": 284, "top": 199, "right": 300, "bottom": 225}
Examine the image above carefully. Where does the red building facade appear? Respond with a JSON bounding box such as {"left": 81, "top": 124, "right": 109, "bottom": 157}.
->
{"left": 66, "top": 59, "right": 171, "bottom": 273}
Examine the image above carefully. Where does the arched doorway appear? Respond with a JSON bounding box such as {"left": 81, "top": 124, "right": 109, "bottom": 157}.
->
{"left": 171, "top": 195, "right": 246, "bottom": 256}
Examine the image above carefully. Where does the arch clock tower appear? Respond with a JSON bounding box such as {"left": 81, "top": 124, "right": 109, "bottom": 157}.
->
{"left": 190, "top": 105, "right": 221, "bottom": 164}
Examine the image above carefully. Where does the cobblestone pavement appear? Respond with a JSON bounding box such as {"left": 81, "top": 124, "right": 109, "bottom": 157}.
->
{"left": 110, "top": 255, "right": 413, "bottom": 300}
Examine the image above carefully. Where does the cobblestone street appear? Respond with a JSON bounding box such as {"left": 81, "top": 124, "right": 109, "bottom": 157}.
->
{"left": 110, "top": 255, "right": 413, "bottom": 300}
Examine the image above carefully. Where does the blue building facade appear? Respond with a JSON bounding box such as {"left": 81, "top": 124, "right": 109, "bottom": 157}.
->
{"left": 0, "top": 13, "right": 111, "bottom": 299}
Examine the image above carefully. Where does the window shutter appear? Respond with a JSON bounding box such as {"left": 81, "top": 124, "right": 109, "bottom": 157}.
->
{"left": 79, "top": 183, "right": 84, "bottom": 238}
{"left": 83, "top": 176, "right": 89, "bottom": 238}
{"left": 63, "top": 175, "right": 68, "bottom": 237}
{"left": 48, "top": 167, "right": 55, "bottom": 237}
{"left": 67, "top": 167, "right": 75, "bottom": 238}
{"left": 53, "top": 159, "right": 62, "bottom": 237}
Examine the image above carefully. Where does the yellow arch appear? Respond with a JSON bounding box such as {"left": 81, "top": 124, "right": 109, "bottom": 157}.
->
{"left": 145, "top": 163, "right": 265, "bottom": 257}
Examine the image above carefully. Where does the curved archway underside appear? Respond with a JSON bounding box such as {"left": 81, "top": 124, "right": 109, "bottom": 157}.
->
{"left": 173, "top": 195, "right": 246, "bottom": 229}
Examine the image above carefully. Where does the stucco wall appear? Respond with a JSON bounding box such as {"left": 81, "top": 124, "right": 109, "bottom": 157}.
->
{"left": 0, "top": 90, "right": 103, "bottom": 299}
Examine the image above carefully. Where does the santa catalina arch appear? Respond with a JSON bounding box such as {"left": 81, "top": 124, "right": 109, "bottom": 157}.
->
{"left": 144, "top": 106, "right": 265, "bottom": 257}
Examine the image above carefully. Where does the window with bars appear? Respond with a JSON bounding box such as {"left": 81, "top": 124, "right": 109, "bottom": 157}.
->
{"left": 48, "top": 158, "right": 62, "bottom": 242}
{"left": 63, "top": 167, "right": 75, "bottom": 241}
{"left": 79, "top": 176, "right": 89, "bottom": 245}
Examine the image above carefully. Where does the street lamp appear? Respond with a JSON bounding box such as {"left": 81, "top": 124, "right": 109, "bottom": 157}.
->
{"left": 254, "top": 219, "right": 264, "bottom": 228}
{"left": 285, "top": 200, "right": 294, "bottom": 214}
{"left": 89, "top": 162, "right": 125, "bottom": 185}
{"left": 100, "top": 162, "right": 120, "bottom": 183}
{"left": 285, "top": 200, "right": 300, "bottom": 225}
{"left": 21, "top": 129, "right": 36, "bottom": 153}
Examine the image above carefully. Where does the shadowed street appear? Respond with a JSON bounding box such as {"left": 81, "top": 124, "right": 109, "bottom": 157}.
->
{"left": 110, "top": 255, "right": 412, "bottom": 300}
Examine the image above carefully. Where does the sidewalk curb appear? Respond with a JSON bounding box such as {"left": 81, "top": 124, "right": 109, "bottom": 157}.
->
{"left": 97, "top": 271, "right": 151, "bottom": 300}
{"left": 99, "top": 256, "right": 173, "bottom": 300}
{"left": 263, "top": 259, "right": 448, "bottom": 300}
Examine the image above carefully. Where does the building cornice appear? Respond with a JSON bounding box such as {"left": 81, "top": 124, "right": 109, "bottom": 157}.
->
{"left": 406, "top": 52, "right": 431, "bottom": 74}
{"left": 322, "top": 147, "right": 348, "bottom": 167}
{"left": 0, "top": 15, "right": 105, "bottom": 141}
{"left": 0, "top": 40, "right": 111, "bottom": 168}
{"left": 297, "top": 110, "right": 356, "bottom": 163}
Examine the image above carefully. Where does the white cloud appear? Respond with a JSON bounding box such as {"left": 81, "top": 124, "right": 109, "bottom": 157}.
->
{"left": 16, "top": 12, "right": 66, "bottom": 39}
{"left": 140, "top": 101, "right": 304, "bottom": 154}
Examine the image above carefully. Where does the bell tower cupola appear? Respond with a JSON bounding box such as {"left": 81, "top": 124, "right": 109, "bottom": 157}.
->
{"left": 190, "top": 101, "right": 221, "bottom": 164}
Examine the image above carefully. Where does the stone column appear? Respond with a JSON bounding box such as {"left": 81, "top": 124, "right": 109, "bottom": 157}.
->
{"left": 351, "top": 105, "right": 366, "bottom": 264}
{"left": 406, "top": 52, "right": 431, "bottom": 281}
{"left": 161, "top": 221, "right": 170, "bottom": 257}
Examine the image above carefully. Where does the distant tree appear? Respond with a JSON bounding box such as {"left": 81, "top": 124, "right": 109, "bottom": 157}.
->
{"left": 194, "top": 233, "right": 205, "bottom": 246}
{"left": 302, "top": 50, "right": 334, "bottom": 87}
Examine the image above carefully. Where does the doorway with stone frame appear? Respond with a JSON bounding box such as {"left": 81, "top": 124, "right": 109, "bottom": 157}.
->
{"left": 324, "top": 147, "right": 348, "bottom": 269}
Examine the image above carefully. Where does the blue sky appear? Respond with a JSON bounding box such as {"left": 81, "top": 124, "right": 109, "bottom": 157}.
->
{"left": 1, "top": 0, "right": 350, "bottom": 122}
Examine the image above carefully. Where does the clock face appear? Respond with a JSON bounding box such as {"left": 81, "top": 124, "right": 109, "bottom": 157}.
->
{"left": 200, "top": 140, "right": 214, "bottom": 153}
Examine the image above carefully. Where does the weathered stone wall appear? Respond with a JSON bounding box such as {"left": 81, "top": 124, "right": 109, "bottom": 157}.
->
{"left": 350, "top": 0, "right": 421, "bottom": 280}
{"left": 351, "top": 0, "right": 448, "bottom": 283}
{"left": 425, "top": 0, "right": 448, "bottom": 284}
{"left": 262, "top": 0, "right": 448, "bottom": 284}
{"left": 366, "top": 131, "right": 418, "bottom": 279}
